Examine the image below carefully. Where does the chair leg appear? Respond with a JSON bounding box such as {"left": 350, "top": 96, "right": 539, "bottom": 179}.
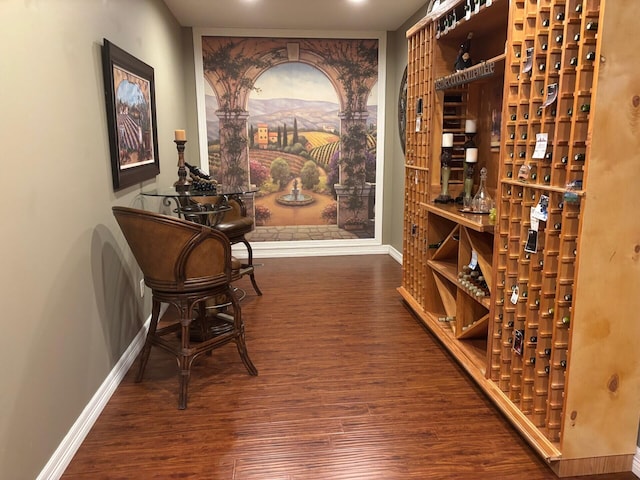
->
{"left": 136, "top": 298, "right": 161, "bottom": 383}
{"left": 229, "top": 289, "right": 258, "bottom": 376}
{"left": 178, "top": 317, "right": 192, "bottom": 410}
{"left": 242, "top": 238, "right": 262, "bottom": 296}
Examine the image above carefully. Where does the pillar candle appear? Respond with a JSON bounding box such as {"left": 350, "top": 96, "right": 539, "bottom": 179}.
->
{"left": 466, "top": 147, "right": 478, "bottom": 162}
{"left": 174, "top": 129, "right": 186, "bottom": 141}
{"left": 442, "top": 133, "right": 454, "bottom": 147}
{"left": 465, "top": 119, "right": 477, "bottom": 133}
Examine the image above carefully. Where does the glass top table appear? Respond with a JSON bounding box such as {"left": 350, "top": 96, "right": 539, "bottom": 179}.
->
{"left": 140, "top": 185, "right": 257, "bottom": 226}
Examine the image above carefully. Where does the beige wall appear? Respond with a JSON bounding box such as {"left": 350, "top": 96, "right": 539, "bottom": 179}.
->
{"left": 0, "top": 1, "right": 188, "bottom": 478}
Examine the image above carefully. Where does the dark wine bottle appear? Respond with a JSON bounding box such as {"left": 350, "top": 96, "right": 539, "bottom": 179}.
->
{"left": 544, "top": 174, "right": 551, "bottom": 183}
{"left": 545, "top": 152, "right": 553, "bottom": 161}
{"left": 544, "top": 348, "right": 552, "bottom": 356}
{"left": 523, "top": 112, "right": 529, "bottom": 120}
{"left": 542, "top": 18, "right": 550, "bottom": 27}
{"left": 570, "top": 56, "right": 578, "bottom": 66}
{"left": 560, "top": 359, "right": 567, "bottom": 368}
{"left": 521, "top": 133, "right": 527, "bottom": 140}
{"left": 541, "top": 43, "right": 548, "bottom": 51}
{"left": 562, "top": 315, "right": 571, "bottom": 326}
{"left": 564, "top": 293, "right": 573, "bottom": 301}
{"left": 519, "top": 151, "right": 526, "bottom": 158}
{"left": 586, "top": 21, "right": 598, "bottom": 31}
{"left": 510, "top": 132, "right": 516, "bottom": 140}
{"left": 575, "top": 4, "right": 582, "bottom": 13}
{"left": 554, "top": 61, "right": 561, "bottom": 70}
{"left": 185, "top": 162, "right": 211, "bottom": 180}
{"left": 556, "top": 12, "right": 565, "bottom": 21}
{"left": 556, "top": 34, "right": 563, "bottom": 44}
{"left": 574, "top": 33, "right": 581, "bottom": 42}
{"left": 544, "top": 365, "right": 550, "bottom": 374}
{"left": 530, "top": 357, "right": 536, "bottom": 365}
{"left": 567, "top": 107, "right": 573, "bottom": 116}
{"left": 586, "top": 51, "right": 596, "bottom": 61}
{"left": 554, "top": 222, "right": 562, "bottom": 230}
{"left": 530, "top": 335, "right": 538, "bottom": 343}
{"left": 539, "top": 62, "right": 546, "bottom": 71}
{"left": 561, "top": 156, "right": 568, "bottom": 164}
{"left": 511, "top": 113, "right": 517, "bottom": 121}
{"left": 574, "top": 153, "right": 585, "bottom": 161}
{"left": 580, "top": 103, "right": 591, "bottom": 112}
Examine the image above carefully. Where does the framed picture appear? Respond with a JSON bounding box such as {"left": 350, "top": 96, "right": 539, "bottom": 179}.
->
{"left": 102, "top": 39, "right": 159, "bottom": 190}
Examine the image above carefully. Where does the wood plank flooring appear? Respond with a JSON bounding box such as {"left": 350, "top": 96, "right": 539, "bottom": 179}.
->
{"left": 62, "top": 255, "right": 637, "bottom": 479}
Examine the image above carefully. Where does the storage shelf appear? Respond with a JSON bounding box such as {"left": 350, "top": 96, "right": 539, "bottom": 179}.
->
{"left": 423, "top": 202, "right": 495, "bottom": 233}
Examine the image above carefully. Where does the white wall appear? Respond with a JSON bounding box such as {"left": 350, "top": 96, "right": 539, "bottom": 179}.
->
{"left": 0, "top": 1, "right": 189, "bottom": 478}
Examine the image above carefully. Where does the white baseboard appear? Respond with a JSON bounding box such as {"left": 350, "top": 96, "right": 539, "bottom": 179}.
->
{"left": 633, "top": 446, "right": 640, "bottom": 478}
{"left": 37, "top": 315, "right": 152, "bottom": 480}
{"left": 388, "top": 245, "right": 402, "bottom": 264}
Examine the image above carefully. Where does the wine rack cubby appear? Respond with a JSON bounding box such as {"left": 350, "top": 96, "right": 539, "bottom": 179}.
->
{"left": 399, "top": 0, "right": 640, "bottom": 476}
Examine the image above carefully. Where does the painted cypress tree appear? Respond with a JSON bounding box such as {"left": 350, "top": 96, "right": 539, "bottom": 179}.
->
{"left": 293, "top": 117, "right": 299, "bottom": 145}
{"left": 283, "top": 123, "right": 288, "bottom": 147}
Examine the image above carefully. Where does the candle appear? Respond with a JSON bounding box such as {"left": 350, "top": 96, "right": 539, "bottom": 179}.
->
{"left": 465, "top": 147, "right": 478, "bottom": 163}
{"left": 174, "top": 129, "right": 186, "bottom": 141}
{"left": 442, "top": 133, "right": 454, "bottom": 147}
{"left": 465, "top": 119, "right": 477, "bottom": 133}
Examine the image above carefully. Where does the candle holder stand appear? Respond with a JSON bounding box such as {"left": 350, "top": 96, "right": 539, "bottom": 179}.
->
{"left": 462, "top": 130, "right": 478, "bottom": 210}
{"left": 435, "top": 144, "right": 454, "bottom": 203}
{"left": 173, "top": 139, "right": 191, "bottom": 192}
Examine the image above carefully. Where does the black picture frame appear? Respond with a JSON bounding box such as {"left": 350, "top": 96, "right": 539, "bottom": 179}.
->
{"left": 102, "top": 39, "right": 159, "bottom": 190}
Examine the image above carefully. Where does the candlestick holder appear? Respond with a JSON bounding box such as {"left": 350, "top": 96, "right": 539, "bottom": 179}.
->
{"left": 462, "top": 129, "right": 478, "bottom": 210}
{"left": 173, "top": 139, "right": 191, "bottom": 192}
{"left": 435, "top": 143, "right": 454, "bottom": 204}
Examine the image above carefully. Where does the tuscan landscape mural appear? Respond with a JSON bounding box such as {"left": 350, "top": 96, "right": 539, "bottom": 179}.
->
{"left": 199, "top": 35, "right": 379, "bottom": 241}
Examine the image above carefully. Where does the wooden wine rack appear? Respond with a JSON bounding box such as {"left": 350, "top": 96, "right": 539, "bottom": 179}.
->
{"left": 399, "top": 0, "right": 640, "bottom": 476}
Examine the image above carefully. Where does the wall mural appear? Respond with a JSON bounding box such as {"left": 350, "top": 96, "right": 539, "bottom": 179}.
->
{"left": 198, "top": 35, "right": 379, "bottom": 242}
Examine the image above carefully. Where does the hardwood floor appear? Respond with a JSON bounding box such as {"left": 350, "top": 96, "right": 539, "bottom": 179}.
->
{"left": 62, "top": 255, "right": 637, "bottom": 479}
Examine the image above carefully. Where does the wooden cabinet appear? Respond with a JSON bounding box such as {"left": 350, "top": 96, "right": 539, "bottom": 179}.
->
{"left": 399, "top": 0, "right": 640, "bottom": 476}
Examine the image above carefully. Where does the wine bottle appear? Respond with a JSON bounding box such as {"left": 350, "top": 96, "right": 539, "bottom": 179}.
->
{"left": 521, "top": 133, "right": 527, "bottom": 140}
{"left": 530, "top": 357, "right": 536, "bottom": 365}
{"left": 560, "top": 359, "right": 567, "bottom": 368}
{"left": 531, "top": 172, "right": 538, "bottom": 180}
{"left": 574, "top": 33, "right": 580, "bottom": 42}
{"left": 575, "top": 4, "right": 582, "bottom": 13}
{"left": 544, "top": 348, "right": 552, "bottom": 356}
{"left": 541, "top": 43, "right": 548, "bottom": 51}
{"left": 561, "top": 156, "right": 568, "bottom": 164}
{"left": 567, "top": 107, "right": 573, "bottom": 116}
{"left": 511, "top": 113, "right": 517, "bottom": 121}
{"left": 586, "top": 21, "right": 598, "bottom": 31}
{"left": 510, "top": 132, "right": 516, "bottom": 140}
{"left": 545, "top": 152, "right": 553, "bottom": 161}
{"left": 554, "top": 61, "right": 561, "bottom": 70}
{"left": 509, "top": 151, "right": 514, "bottom": 158}
{"left": 530, "top": 335, "right": 538, "bottom": 343}
{"left": 580, "top": 103, "right": 591, "bottom": 112}
{"left": 537, "top": 107, "right": 543, "bottom": 116}
{"left": 570, "top": 56, "right": 578, "bottom": 66}
{"left": 523, "top": 113, "right": 529, "bottom": 120}
{"left": 574, "top": 153, "right": 585, "bottom": 161}
{"left": 544, "top": 365, "right": 550, "bottom": 374}
{"left": 185, "top": 162, "right": 211, "bottom": 180}
{"left": 519, "top": 151, "right": 526, "bottom": 158}
{"left": 539, "top": 62, "right": 546, "bottom": 71}
{"left": 542, "top": 18, "right": 550, "bottom": 27}
{"left": 544, "top": 174, "right": 551, "bottom": 183}
{"left": 556, "top": 34, "right": 563, "bottom": 44}
{"left": 586, "top": 51, "right": 596, "bottom": 61}
{"left": 508, "top": 320, "right": 514, "bottom": 327}
{"left": 564, "top": 293, "right": 572, "bottom": 301}
{"left": 554, "top": 222, "right": 562, "bottom": 230}
{"left": 556, "top": 12, "right": 565, "bottom": 21}
{"left": 562, "top": 315, "right": 571, "bottom": 325}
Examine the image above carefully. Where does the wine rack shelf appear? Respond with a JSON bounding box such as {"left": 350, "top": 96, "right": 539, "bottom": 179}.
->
{"left": 400, "top": 0, "right": 640, "bottom": 476}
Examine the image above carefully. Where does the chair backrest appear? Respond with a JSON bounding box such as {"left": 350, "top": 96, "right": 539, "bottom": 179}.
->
{"left": 112, "top": 206, "right": 232, "bottom": 293}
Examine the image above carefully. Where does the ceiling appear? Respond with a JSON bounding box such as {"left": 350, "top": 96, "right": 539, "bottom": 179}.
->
{"left": 162, "top": 0, "right": 428, "bottom": 32}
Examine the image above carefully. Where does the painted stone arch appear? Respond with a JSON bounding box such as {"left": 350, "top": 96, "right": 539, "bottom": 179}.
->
{"left": 201, "top": 36, "right": 378, "bottom": 227}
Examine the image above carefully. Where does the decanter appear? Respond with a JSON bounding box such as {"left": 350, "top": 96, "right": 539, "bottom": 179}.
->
{"left": 472, "top": 167, "right": 494, "bottom": 213}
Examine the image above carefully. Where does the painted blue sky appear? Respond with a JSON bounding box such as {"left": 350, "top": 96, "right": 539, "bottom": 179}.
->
{"left": 115, "top": 79, "right": 145, "bottom": 106}
{"left": 204, "top": 62, "right": 377, "bottom": 105}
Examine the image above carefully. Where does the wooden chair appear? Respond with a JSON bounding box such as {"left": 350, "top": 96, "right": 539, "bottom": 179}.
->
{"left": 112, "top": 206, "right": 257, "bottom": 409}
{"left": 193, "top": 195, "right": 262, "bottom": 296}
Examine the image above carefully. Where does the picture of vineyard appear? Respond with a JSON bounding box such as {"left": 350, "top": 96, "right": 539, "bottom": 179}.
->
{"left": 200, "top": 38, "right": 379, "bottom": 240}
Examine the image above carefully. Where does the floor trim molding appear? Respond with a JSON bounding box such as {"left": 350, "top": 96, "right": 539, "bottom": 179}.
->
{"left": 37, "top": 316, "right": 151, "bottom": 480}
